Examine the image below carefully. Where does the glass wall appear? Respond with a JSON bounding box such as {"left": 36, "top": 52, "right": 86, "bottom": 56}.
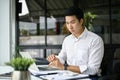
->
{"left": 17, "top": 0, "right": 120, "bottom": 59}
{"left": 111, "top": 0, "right": 120, "bottom": 44}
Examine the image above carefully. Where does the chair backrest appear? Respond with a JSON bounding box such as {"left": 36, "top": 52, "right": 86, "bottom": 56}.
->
{"left": 98, "top": 74, "right": 120, "bottom": 80}
{"left": 100, "top": 47, "right": 115, "bottom": 76}
{"left": 99, "top": 46, "right": 120, "bottom": 80}
{"left": 113, "top": 59, "right": 120, "bottom": 74}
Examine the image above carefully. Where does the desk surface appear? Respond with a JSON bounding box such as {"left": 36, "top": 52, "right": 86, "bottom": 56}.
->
{"left": 0, "top": 66, "right": 41, "bottom": 80}
{"left": 0, "top": 75, "right": 43, "bottom": 80}
{"left": 0, "top": 65, "right": 91, "bottom": 80}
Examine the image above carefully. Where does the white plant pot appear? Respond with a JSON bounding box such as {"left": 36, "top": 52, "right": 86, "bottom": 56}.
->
{"left": 12, "top": 71, "right": 31, "bottom": 80}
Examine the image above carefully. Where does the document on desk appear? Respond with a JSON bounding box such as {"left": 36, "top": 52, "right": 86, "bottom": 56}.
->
{"left": 29, "top": 69, "right": 62, "bottom": 76}
{"left": 0, "top": 66, "right": 14, "bottom": 79}
{"left": 30, "top": 69, "right": 89, "bottom": 80}
{"left": 0, "top": 66, "right": 13, "bottom": 75}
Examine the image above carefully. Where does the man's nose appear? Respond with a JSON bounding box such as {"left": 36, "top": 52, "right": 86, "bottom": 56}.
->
{"left": 69, "top": 24, "right": 73, "bottom": 29}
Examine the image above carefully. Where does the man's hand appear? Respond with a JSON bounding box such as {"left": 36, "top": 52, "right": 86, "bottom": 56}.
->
{"left": 47, "top": 54, "right": 57, "bottom": 62}
{"left": 47, "top": 54, "right": 64, "bottom": 70}
{"left": 49, "top": 59, "right": 64, "bottom": 70}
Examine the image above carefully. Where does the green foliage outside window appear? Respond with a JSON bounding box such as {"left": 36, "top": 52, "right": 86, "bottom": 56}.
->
{"left": 83, "top": 12, "right": 97, "bottom": 31}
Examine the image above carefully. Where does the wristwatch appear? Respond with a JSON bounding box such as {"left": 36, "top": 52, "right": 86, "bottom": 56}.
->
{"left": 64, "top": 62, "right": 68, "bottom": 70}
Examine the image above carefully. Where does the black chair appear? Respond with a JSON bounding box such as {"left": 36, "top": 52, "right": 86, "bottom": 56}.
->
{"left": 112, "top": 59, "right": 120, "bottom": 74}
{"left": 98, "top": 74, "right": 120, "bottom": 80}
{"left": 98, "top": 47, "right": 120, "bottom": 80}
{"left": 98, "top": 62, "right": 120, "bottom": 80}
{"left": 100, "top": 47, "right": 115, "bottom": 76}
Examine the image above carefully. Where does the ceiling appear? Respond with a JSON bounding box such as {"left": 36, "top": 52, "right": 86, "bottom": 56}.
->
{"left": 19, "top": 0, "right": 120, "bottom": 22}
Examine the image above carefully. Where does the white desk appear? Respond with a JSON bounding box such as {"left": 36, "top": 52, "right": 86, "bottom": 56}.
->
{"left": 0, "top": 66, "right": 41, "bottom": 80}
{"left": 0, "top": 66, "right": 91, "bottom": 80}
{"left": 0, "top": 75, "right": 42, "bottom": 80}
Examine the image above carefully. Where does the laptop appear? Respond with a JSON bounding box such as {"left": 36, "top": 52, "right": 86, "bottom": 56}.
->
{"left": 20, "top": 52, "right": 89, "bottom": 80}
{"left": 20, "top": 52, "right": 59, "bottom": 71}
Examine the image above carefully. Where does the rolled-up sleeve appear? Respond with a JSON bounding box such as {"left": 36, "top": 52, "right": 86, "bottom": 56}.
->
{"left": 79, "top": 65, "right": 87, "bottom": 73}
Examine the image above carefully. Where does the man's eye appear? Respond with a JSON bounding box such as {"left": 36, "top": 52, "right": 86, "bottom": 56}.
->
{"left": 71, "top": 21, "right": 75, "bottom": 24}
{"left": 66, "top": 22, "right": 69, "bottom": 25}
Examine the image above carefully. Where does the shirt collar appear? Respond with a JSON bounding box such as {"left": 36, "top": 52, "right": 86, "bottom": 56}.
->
{"left": 71, "top": 27, "right": 88, "bottom": 41}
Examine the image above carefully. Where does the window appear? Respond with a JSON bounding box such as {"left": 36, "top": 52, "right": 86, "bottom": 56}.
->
{"left": 17, "top": 0, "right": 120, "bottom": 58}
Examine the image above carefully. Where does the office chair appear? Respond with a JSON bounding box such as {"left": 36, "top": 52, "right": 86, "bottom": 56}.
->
{"left": 98, "top": 74, "right": 120, "bottom": 80}
{"left": 98, "top": 48, "right": 120, "bottom": 80}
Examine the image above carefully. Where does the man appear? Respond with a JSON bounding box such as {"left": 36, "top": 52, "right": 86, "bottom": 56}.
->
{"left": 47, "top": 7, "right": 104, "bottom": 76}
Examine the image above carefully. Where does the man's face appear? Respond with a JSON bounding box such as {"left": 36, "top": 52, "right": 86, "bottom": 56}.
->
{"left": 65, "top": 15, "right": 83, "bottom": 36}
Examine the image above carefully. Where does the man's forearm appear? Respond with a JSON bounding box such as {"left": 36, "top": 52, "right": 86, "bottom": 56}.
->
{"left": 66, "top": 65, "right": 81, "bottom": 73}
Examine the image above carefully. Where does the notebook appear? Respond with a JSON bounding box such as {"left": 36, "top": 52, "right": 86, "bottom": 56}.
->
{"left": 20, "top": 52, "right": 59, "bottom": 71}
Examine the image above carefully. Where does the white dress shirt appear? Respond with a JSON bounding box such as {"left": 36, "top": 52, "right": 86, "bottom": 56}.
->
{"left": 58, "top": 28, "right": 104, "bottom": 75}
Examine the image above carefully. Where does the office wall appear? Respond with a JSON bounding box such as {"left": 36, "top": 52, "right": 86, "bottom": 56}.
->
{"left": 0, "top": 0, "right": 16, "bottom": 65}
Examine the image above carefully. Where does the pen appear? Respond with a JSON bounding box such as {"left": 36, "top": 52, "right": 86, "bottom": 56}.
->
{"left": 33, "top": 72, "right": 58, "bottom": 77}
{"left": 47, "top": 72, "right": 58, "bottom": 75}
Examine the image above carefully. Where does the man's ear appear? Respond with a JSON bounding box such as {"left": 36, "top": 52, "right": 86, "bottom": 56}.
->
{"left": 79, "top": 19, "right": 83, "bottom": 25}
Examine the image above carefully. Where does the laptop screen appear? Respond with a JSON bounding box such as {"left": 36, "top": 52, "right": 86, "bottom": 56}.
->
{"left": 20, "top": 52, "right": 59, "bottom": 71}
{"left": 20, "top": 52, "right": 40, "bottom": 71}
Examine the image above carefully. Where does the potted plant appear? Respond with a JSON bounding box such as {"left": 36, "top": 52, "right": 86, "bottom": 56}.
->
{"left": 6, "top": 57, "right": 34, "bottom": 80}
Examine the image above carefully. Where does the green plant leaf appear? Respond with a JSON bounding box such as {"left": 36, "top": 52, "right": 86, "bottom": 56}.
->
{"left": 6, "top": 57, "right": 34, "bottom": 71}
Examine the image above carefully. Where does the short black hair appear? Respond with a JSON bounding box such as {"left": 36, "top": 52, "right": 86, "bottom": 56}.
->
{"left": 64, "top": 6, "right": 84, "bottom": 20}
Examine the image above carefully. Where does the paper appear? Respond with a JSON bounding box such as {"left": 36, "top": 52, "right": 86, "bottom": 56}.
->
{"left": 29, "top": 69, "right": 89, "bottom": 80}
{"left": 29, "top": 69, "right": 63, "bottom": 76}
{"left": 0, "top": 66, "right": 14, "bottom": 75}
{"left": 40, "top": 71, "right": 89, "bottom": 80}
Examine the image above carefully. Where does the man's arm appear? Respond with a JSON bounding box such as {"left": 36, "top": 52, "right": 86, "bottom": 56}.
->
{"left": 67, "top": 65, "right": 81, "bottom": 73}
{"left": 49, "top": 59, "right": 81, "bottom": 73}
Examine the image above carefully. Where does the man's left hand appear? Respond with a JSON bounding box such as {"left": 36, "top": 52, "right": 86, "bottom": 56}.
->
{"left": 49, "top": 59, "right": 64, "bottom": 70}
